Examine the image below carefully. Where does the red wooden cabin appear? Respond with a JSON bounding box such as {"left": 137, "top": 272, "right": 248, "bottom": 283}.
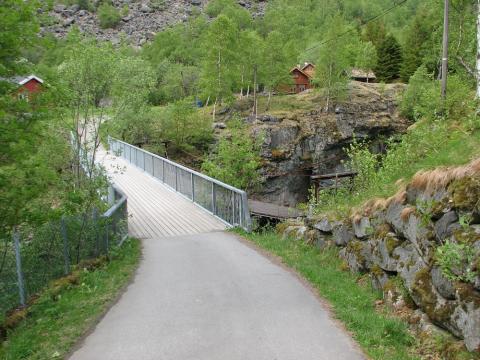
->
{"left": 1, "top": 75, "right": 44, "bottom": 100}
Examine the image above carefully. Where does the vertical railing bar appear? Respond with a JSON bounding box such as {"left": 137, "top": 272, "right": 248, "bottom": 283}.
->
{"left": 191, "top": 173, "right": 195, "bottom": 202}
{"left": 212, "top": 182, "right": 216, "bottom": 216}
{"left": 175, "top": 166, "right": 178, "bottom": 191}
{"left": 162, "top": 159, "right": 165, "bottom": 183}
{"left": 61, "top": 217, "right": 70, "bottom": 275}
{"left": 13, "top": 231, "right": 26, "bottom": 306}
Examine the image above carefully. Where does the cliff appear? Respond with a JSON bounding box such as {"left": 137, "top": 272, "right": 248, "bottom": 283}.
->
{"left": 222, "top": 82, "right": 410, "bottom": 206}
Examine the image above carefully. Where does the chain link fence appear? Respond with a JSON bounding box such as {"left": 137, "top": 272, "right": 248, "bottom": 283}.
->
{"left": 0, "top": 185, "right": 127, "bottom": 322}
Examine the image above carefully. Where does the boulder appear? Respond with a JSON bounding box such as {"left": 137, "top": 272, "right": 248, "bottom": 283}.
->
{"left": 353, "top": 216, "right": 370, "bottom": 238}
{"left": 140, "top": 4, "right": 152, "bottom": 12}
{"left": 313, "top": 217, "right": 334, "bottom": 233}
{"left": 69, "top": 4, "right": 80, "bottom": 13}
{"left": 54, "top": 4, "right": 66, "bottom": 12}
{"left": 393, "top": 243, "right": 428, "bottom": 291}
{"left": 451, "top": 301, "right": 480, "bottom": 352}
{"left": 63, "top": 18, "right": 75, "bottom": 27}
{"left": 434, "top": 211, "right": 458, "bottom": 242}
{"left": 332, "top": 223, "right": 354, "bottom": 246}
{"left": 371, "top": 269, "right": 390, "bottom": 291}
{"left": 374, "top": 235, "right": 402, "bottom": 272}
{"left": 431, "top": 266, "right": 456, "bottom": 300}
{"left": 340, "top": 240, "right": 374, "bottom": 273}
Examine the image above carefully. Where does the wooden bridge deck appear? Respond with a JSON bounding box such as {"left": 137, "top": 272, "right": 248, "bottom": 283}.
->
{"left": 98, "top": 147, "right": 226, "bottom": 239}
{"left": 248, "top": 200, "right": 304, "bottom": 220}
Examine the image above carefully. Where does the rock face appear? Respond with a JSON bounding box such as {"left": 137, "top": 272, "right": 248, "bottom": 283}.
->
{"left": 279, "top": 159, "right": 480, "bottom": 352}
{"left": 247, "top": 82, "right": 410, "bottom": 206}
{"left": 42, "top": 0, "right": 268, "bottom": 46}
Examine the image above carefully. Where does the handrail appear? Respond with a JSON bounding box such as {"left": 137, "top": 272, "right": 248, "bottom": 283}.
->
{"left": 108, "top": 136, "right": 252, "bottom": 232}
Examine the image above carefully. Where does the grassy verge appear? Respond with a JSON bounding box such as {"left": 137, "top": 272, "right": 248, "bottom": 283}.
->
{"left": 0, "top": 238, "right": 141, "bottom": 360}
{"left": 235, "top": 229, "right": 418, "bottom": 360}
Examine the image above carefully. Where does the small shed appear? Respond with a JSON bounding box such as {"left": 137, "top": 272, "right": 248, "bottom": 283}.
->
{"left": 1, "top": 74, "right": 44, "bottom": 100}
{"left": 350, "top": 69, "right": 376, "bottom": 83}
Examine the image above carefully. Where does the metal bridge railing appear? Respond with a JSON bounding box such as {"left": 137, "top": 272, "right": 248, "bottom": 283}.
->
{"left": 108, "top": 137, "right": 252, "bottom": 232}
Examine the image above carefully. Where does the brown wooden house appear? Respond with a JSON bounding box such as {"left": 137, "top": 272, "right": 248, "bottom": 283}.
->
{"left": 286, "top": 62, "right": 316, "bottom": 94}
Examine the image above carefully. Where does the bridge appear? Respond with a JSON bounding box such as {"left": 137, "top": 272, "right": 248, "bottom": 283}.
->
{"left": 69, "top": 137, "right": 364, "bottom": 360}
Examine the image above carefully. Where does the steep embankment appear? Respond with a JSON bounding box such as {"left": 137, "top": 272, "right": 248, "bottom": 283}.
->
{"left": 217, "top": 82, "right": 410, "bottom": 206}
{"left": 280, "top": 159, "right": 480, "bottom": 353}
{"left": 43, "top": 0, "right": 267, "bottom": 45}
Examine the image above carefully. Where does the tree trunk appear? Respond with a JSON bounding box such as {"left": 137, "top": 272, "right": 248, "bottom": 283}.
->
{"left": 213, "top": 98, "right": 217, "bottom": 122}
{"left": 240, "top": 70, "right": 244, "bottom": 99}
{"left": 325, "top": 63, "right": 333, "bottom": 112}
{"left": 252, "top": 65, "right": 258, "bottom": 118}
{"left": 246, "top": 85, "right": 250, "bottom": 98}
{"left": 266, "top": 89, "right": 272, "bottom": 111}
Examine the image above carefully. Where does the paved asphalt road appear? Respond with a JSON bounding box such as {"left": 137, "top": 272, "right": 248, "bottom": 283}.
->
{"left": 69, "top": 232, "right": 365, "bottom": 360}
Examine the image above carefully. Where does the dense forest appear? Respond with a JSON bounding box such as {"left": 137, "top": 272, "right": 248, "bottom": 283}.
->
{"left": 1, "top": 0, "right": 479, "bottom": 243}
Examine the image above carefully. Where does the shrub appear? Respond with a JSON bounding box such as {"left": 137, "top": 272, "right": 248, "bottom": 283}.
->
{"left": 97, "top": 3, "right": 121, "bottom": 29}
{"left": 436, "top": 241, "right": 476, "bottom": 283}
{"left": 401, "top": 66, "right": 475, "bottom": 121}
{"left": 120, "top": 4, "right": 129, "bottom": 17}
{"left": 202, "top": 118, "right": 263, "bottom": 190}
{"left": 77, "top": 0, "right": 91, "bottom": 11}
{"left": 149, "top": 0, "right": 166, "bottom": 10}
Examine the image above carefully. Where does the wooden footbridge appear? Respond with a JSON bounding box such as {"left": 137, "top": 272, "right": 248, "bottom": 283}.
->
{"left": 102, "top": 138, "right": 302, "bottom": 238}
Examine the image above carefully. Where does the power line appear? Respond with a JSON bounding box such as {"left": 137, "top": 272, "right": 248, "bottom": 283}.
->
{"left": 304, "top": 0, "right": 408, "bottom": 53}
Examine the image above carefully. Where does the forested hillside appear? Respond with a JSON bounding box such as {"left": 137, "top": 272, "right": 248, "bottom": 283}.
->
{"left": 1, "top": 0, "right": 480, "bottom": 358}
{"left": 2, "top": 0, "right": 479, "bottom": 270}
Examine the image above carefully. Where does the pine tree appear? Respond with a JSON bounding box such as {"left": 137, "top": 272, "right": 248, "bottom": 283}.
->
{"left": 400, "top": 8, "right": 432, "bottom": 82}
{"left": 375, "top": 35, "right": 403, "bottom": 82}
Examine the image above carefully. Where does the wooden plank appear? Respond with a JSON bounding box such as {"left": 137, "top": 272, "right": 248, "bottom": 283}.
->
{"left": 310, "top": 171, "right": 357, "bottom": 181}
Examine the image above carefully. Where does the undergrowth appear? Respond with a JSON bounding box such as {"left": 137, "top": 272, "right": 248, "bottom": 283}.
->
{"left": 0, "top": 238, "right": 141, "bottom": 360}
{"left": 313, "top": 118, "right": 480, "bottom": 217}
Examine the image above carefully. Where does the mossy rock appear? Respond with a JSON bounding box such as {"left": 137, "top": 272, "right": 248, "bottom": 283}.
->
{"left": 449, "top": 176, "right": 480, "bottom": 211}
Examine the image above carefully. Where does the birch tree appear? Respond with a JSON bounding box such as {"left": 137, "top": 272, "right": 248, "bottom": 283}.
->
{"left": 263, "top": 31, "right": 294, "bottom": 110}
{"left": 314, "top": 14, "right": 351, "bottom": 112}
{"left": 200, "top": 15, "right": 237, "bottom": 120}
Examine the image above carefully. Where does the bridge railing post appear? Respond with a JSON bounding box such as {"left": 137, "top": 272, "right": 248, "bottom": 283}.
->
{"left": 191, "top": 173, "right": 195, "bottom": 202}
{"left": 212, "top": 182, "right": 216, "bottom": 215}
{"left": 175, "top": 166, "right": 178, "bottom": 191}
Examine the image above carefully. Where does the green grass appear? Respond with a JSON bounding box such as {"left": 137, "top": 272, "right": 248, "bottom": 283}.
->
{"left": 0, "top": 238, "right": 141, "bottom": 360}
{"left": 235, "top": 229, "right": 418, "bottom": 360}
{"left": 315, "top": 119, "right": 480, "bottom": 217}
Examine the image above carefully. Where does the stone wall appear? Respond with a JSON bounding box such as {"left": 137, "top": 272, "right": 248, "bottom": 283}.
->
{"left": 280, "top": 159, "right": 480, "bottom": 352}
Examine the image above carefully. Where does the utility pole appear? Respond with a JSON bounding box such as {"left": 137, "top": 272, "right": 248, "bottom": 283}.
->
{"left": 441, "top": 0, "right": 450, "bottom": 100}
